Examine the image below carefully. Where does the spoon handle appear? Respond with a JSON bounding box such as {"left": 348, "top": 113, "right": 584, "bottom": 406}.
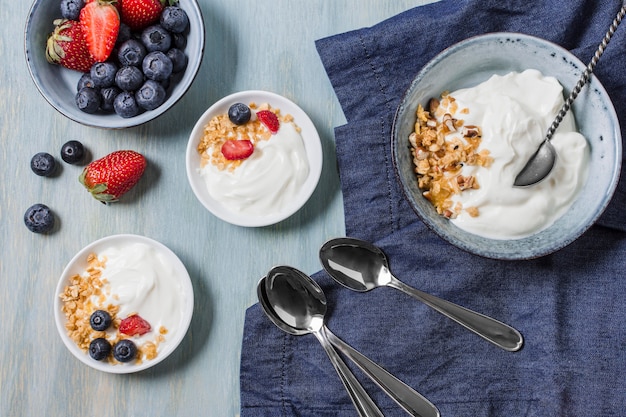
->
{"left": 544, "top": 4, "right": 625, "bottom": 143}
{"left": 325, "top": 327, "right": 440, "bottom": 417}
{"left": 390, "top": 278, "right": 523, "bottom": 351}
{"left": 313, "top": 330, "right": 385, "bottom": 417}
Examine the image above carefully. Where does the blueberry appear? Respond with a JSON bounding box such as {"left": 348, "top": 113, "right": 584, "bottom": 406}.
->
{"left": 60, "top": 0, "right": 84, "bottom": 20}
{"left": 172, "top": 33, "right": 187, "bottom": 50}
{"left": 24, "top": 204, "right": 55, "bottom": 233}
{"left": 160, "top": 6, "right": 189, "bottom": 33}
{"left": 228, "top": 103, "right": 251, "bottom": 125}
{"left": 117, "top": 39, "right": 147, "bottom": 67}
{"left": 114, "top": 91, "right": 141, "bottom": 118}
{"left": 89, "top": 338, "right": 112, "bottom": 361}
{"left": 100, "top": 86, "right": 121, "bottom": 112}
{"left": 135, "top": 80, "right": 166, "bottom": 110}
{"left": 166, "top": 48, "right": 187, "bottom": 73}
{"left": 115, "top": 23, "right": 132, "bottom": 47}
{"left": 75, "top": 87, "right": 101, "bottom": 114}
{"left": 60, "top": 140, "right": 85, "bottom": 164}
{"left": 142, "top": 51, "right": 173, "bottom": 81}
{"left": 113, "top": 339, "right": 137, "bottom": 362}
{"left": 90, "top": 62, "right": 118, "bottom": 88}
{"left": 141, "top": 25, "right": 172, "bottom": 52}
{"left": 77, "top": 73, "right": 97, "bottom": 91}
{"left": 115, "top": 65, "right": 144, "bottom": 91}
{"left": 89, "top": 310, "right": 112, "bottom": 331}
{"left": 30, "top": 152, "right": 57, "bottom": 177}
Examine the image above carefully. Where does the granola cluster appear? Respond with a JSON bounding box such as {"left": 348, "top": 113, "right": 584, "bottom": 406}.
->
{"left": 197, "top": 102, "right": 299, "bottom": 172}
{"left": 409, "top": 93, "right": 493, "bottom": 219}
{"left": 59, "top": 252, "right": 167, "bottom": 365}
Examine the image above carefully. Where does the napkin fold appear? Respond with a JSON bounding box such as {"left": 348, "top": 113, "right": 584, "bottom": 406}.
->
{"left": 241, "top": 1, "right": 626, "bottom": 416}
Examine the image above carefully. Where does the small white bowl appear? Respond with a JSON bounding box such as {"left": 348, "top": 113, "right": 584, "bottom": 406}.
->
{"left": 54, "top": 234, "right": 194, "bottom": 373}
{"left": 24, "top": 0, "right": 204, "bottom": 129}
{"left": 186, "top": 90, "right": 323, "bottom": 227}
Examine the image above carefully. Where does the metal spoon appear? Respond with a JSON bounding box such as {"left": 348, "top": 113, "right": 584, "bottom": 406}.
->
{"left": 258, "top": 275, "right": 440, "bottom": 417}
{"left": 319, "top": 237, "right": 523, "bottom": 352}
{"left": 263, "top": 267, "right": 384, "bottom": 417}
{"left": 514, "top": 5, "right": 626, "bottom": 186}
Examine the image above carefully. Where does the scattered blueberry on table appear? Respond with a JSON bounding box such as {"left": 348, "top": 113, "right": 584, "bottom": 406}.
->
{"left": 30, "top": 152, "right": 57, "bottom": 177}
{"left": 23, "top": 203, "right": 55, "bottom": 234}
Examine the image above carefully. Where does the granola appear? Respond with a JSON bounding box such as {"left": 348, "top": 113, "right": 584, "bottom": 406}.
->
{"left": 409, "top": 93, "right": 493, "bottom": 219}
{"left": 59, "top": 252, "right": 167, "bottom": 365}
{"left": 197, "top": 102, "right": 300, "bottom": 172}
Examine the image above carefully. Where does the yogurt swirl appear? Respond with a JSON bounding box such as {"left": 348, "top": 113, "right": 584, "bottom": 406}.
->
{"left": 200, "top": 121, "right": 309, "bottom": 215}
{"left": 447, "top": 69, "right": 589, "bottom": 239}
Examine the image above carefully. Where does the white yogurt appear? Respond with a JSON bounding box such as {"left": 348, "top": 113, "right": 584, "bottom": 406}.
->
{"left": 93, "top": 242, "right": 185, "bottom": 348}
{"left": 446, "top": 69, "right": 589, "bottom": 239}
{"left": 200, "top": 121, "right": 309, "bottom": 216}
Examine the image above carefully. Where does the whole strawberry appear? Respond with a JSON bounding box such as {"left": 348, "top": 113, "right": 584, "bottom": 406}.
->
{"left": 46, "top": 19, "right": 96, "bottom": 72}
{"left": 120, "top": 0, "right": 178, "bottom": 31}
{"left": 79, "top": 150, "right": 147, "bottom": 203}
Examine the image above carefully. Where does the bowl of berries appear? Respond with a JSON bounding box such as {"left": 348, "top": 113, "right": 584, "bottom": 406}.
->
{"left": 186, "top": 90, "right": 323, "bottom": 227}
{"left": 24, "top": 0, "right": 204, "bottom": 129}
{"left": 54, "top": 234, "right": 194, "bottom": 373}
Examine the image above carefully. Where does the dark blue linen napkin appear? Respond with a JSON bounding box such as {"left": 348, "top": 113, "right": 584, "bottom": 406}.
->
{"left": 240, "top": 1, "right": 626, "bottom": 416}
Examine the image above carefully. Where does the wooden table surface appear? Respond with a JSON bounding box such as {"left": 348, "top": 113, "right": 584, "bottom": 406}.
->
{"left": 2, "top": 1, "right": 436, "bottom": 415}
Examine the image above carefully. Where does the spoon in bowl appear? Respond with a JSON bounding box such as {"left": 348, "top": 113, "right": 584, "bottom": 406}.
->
{"left": 514, "top": 5, "right": 626, "bottom": 186}
{"left": 262, "top": 268, "right": 440, "bottom": 417}
{"left": 319, "top": 237, "right": 523, "bottom": 352}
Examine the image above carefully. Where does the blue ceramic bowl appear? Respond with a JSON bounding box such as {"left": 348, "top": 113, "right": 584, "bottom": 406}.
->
{"left": 392, "top": 33, "right": 622, "bottom": 260}
{"left": 24, "top": 0, "right": 204, "bottom": 129}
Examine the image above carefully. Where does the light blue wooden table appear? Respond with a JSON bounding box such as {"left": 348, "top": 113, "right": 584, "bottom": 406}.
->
{"left": 2, "top": 1, "right": 436, "bottom": 415}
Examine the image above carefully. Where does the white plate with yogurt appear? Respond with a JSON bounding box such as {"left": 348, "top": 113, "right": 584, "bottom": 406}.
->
{"left": 54, "top": 234, "right": 194, "bottom": 373}
{"left": 186, "top": 90, "right": 323, "bottom": 227}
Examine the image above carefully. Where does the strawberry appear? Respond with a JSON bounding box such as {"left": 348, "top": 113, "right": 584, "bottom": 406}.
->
{"left": 120, "top": 0, "right": 176, "bottom": 31}
{"left": 119, "top": 314, "right": 151, "bottom": 336}
{"left": 221, "top": 139, "right": 254, "bottom": 160}
{"left": 80, "top": 0, "right": 120, "bottom": 62}
{"left": 46, "top": 19, "right": 96, "bottom": 72}
{"left": 256, "top": 110, "right": 280, "bottom": 134}
{"left": 79, "top": 150, "right": 147, "bottom": 203}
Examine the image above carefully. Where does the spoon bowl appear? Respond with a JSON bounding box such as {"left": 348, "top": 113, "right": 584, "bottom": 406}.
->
{"left": 264, "top": 267, "right": 384, "bottom": 417}
{"left": 262, "top": 268, "right": 440, "bottom": 417}
{"left": 319, "top": 237, "right": 524, "bottom": 352}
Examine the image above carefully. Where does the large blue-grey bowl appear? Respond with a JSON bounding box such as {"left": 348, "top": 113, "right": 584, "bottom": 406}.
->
{"left": 391, "top": 33, "right": 621, "bottom": 260}
{"left": 24, "top": 0, "right": 204, "bottom": 129}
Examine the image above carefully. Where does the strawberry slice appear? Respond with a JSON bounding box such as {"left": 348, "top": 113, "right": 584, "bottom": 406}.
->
{"left": 80, "top": 0, "right": 120, "bottom": 62}
{"left": 221, "top": 139, "right": 254, "bottom": 160}
{"left": 119, "top": 314, "right": 151, "bottom": 336}
{"left": 256, "top": 110, "right": 280, "bottom": 134}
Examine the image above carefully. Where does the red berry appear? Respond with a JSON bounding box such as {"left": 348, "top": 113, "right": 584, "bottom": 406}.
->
{"left": 120, "top": 0, "right": 167, "bottom": 31}
{"left": 256, "top": 110, "right": 280, "bottom": 134}
{"left": 221, "top": 139, "right": 254, "bottom": 160}
{"left": 79, "top": 150, "right": 147, "bottom": 203}
{"left": 80, "top": 0, "right": 120, "bottom": 62}
{"left": 118, "top": 314, "right": 151, "bottom": 336}
{"left": 46, "top": 19, "right": 96, "bottom": 72}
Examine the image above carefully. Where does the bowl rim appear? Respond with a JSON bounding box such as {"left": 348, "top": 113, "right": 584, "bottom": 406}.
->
{"left": 54, "top": 234, "right": 194, "bottom": 373}
{"left": 391, "top": 32, "right": 622, "bottom": 260}
{"left": 185, "top": 89, "right": 324, "bottom": 227}
{"left": 24, "top": 0, "right": 205, "bottom": 129}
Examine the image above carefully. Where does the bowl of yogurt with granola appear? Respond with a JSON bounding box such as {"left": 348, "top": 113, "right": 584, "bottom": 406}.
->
{"left": 54, "top": 234, "right": 194, "bottom": 373}
{"left": 392, "top": 33, "right": 621, "bottom": 260}
{"left": 186, "top": 90, "right": 323, "bottom": 227}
